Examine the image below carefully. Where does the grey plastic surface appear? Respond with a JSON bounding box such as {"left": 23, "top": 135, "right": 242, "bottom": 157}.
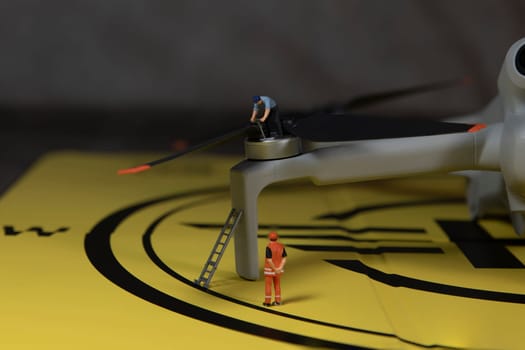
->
{"left": 231, "top": 128, "right": 500, "bottom": 279}
{"left": 229, "top": 38, "right": 525, "bottom": 280}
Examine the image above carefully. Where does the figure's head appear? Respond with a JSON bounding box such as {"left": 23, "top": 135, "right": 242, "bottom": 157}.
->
{"left": 252, "top": 95, "right": 261, "bottom": 104}
{"left": 268, "top": 231, "right": 279, "bottom": 241}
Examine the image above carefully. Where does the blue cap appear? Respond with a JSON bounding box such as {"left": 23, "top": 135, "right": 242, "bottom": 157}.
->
{"left": 252, "top": 95, "right": 261, "bottom": 103}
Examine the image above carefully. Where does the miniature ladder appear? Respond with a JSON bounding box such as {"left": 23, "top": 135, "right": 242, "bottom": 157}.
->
{"left": 195, "top": 208, "right": 243, "bottom": 288}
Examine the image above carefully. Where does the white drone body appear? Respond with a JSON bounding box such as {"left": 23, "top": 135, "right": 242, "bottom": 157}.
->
{"left": 230, "top": 38, "right": 525, "bottom": 280}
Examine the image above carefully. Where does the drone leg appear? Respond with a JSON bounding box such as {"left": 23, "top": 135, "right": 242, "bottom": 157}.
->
{"left": 506, "top": 188, "right": 525, "bottom": 235}
{"left": 230, "top": 160, "right": 270, "bottom": 280}
{"left": 510, "top": 212, "right": 525, "bottom": 236}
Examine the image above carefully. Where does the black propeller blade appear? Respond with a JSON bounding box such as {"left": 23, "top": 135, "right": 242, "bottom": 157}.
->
{"left": 283, "top": 113, "right": 484, "bottom": 143}
{"left": 338, "top": 77, "right": 471, "bottom": 111}
{"left": 118, "top": 124, "right": 253, "bottom": 174}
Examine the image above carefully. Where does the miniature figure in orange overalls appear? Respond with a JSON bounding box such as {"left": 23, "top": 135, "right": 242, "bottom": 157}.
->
{"left": 263, "top": 231, "right": 287, "bottom": 306}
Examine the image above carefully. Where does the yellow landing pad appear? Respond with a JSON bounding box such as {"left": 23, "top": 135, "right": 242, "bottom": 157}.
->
{"left": 1, "top": 151, "right": 525, "bottom": 350}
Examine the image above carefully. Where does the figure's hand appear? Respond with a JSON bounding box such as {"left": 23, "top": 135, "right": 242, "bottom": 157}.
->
{"left": 260, "top": 108, "right": 270, "bottom": 122}
{"left": 250, "top": 109, "right": 258, "bottom": 123}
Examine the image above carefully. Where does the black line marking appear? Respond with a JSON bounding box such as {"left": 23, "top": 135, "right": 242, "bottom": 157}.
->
{"left": 288, "top": 245, "right": 444, "bottom": 254}
{"left": 3, "top": 225, "right": 22, "bottom": 235}
{"left": 185, "top": 222, "right": 426, "bottom": 235}
{"left": 84, "top": 188, "right": 367, "bottom": 349}
{"left": 259, "top": 224, "right": 426, "bottom": 234}
{"left": 438, "top": 220, "right": 525, "bottom": 268}
{"left": 488, "top": 239, "right": 525, "bottom": 246}
{"left": 26, "top": 226, "right": 69, "bottom": 237}
{"left": 260, "top": 234, "right": 431, "bottom": 243}
{"left": 4, "top": 225, "right": 69, "bottom": 237}
{"left": 327, "top": 259, "right": 525, "bottom": 304}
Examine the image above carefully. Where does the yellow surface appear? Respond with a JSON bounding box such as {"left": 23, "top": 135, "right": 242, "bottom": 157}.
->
{"left": 1, "top": 151, "right": 524, "bottom": 349}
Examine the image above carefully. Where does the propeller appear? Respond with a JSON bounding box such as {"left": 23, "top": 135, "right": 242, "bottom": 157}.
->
{"left": 282, "top": 113, "right": 485, "bottom": 143}
{"left": 302, "top": 76, "right": 472, "bottom": 115}
{"left": 118, "top": 78, "right": 475, "bottom": 175}
{"left": 339, "top": 76, "right": 472, "bottom": 111}
{"left": 117, "top": 124, "right": 253, "bottom": 174}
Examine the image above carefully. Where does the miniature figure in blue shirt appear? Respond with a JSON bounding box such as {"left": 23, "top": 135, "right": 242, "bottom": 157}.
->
{"left": 250, "top": 96, "right": 283, "bottom": 138}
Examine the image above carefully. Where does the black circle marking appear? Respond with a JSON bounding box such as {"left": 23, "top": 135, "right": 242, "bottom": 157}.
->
{"left": 84, "top": 188, "right": 366, "bottom": 349}
{"left": 84, "top": 186, "right": 522, "bottom": 349}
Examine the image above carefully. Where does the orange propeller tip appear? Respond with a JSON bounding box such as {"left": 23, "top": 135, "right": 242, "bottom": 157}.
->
{"left": 468, "top": 123, "right": 487, "bottom": 133}
{"left": 117, "top": 165, "right": 151, "bottom": 175}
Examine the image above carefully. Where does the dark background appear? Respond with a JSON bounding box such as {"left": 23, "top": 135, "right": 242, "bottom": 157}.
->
{"left": 1, "top": 0, "right": 524, "bottom": 193}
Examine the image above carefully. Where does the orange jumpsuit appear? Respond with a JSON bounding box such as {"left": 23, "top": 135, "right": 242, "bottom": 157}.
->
{"left": 264, "top": 241, "right": 287, "bottom": 305}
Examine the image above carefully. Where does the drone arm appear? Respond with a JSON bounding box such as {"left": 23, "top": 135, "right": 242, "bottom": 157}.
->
{"left": 304, "top": 129, "right": 498, "bottom": 185}
{"left": 230, "top": 128, "right": 498, "bottom": 280}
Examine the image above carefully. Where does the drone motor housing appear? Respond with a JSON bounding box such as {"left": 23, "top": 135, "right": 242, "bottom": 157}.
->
{"left": 244, "top": 136, "right": 302, "bottom": 160}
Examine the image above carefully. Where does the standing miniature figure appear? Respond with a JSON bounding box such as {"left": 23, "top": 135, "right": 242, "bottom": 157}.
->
{"left": 250, "top": 95, "right": 283, "bottom": 138}
{"left": 263, "top": 231, "right": 287, "bottom": 306}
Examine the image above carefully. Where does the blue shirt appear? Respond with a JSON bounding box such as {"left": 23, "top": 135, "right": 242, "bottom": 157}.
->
{"left": 253, "top": 96, "right": 277, "bottom": 111}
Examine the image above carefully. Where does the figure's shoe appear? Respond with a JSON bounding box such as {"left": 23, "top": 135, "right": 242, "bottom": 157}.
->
{"left": 263, "top": 302, "right": 272, "bottom": 307}
{"left": 272, "top": 301, "right": 281, "bottom": 306}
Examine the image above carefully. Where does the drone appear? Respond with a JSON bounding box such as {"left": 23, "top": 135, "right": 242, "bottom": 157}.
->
{"left": 119, "top": 38, "right": 525, "bottom": 281}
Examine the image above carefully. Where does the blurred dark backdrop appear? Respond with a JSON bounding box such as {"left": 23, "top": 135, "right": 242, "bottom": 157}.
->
{"left": 0, "top": 0, "right": 524, "bottom": 193}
